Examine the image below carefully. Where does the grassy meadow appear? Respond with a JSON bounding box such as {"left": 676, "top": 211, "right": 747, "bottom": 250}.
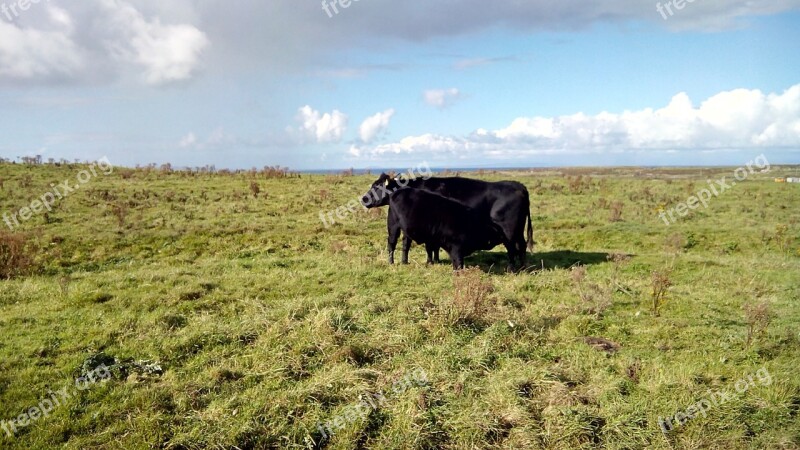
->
{"left": 0, "top": 162, "right": 799, "bottom": 449}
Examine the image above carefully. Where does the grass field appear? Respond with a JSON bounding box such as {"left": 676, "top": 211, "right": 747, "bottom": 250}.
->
{"left": 1, "top": 161, "right": 799, "bottom": 449}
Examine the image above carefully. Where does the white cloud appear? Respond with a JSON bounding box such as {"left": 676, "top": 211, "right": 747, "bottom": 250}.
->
{"left": 359, "top": 109, "right": 395, "bottom": 143}
{"left": 0, "top": 0, "right": 208, "bottom": 86}
{"left": 179, "top": 132, "right": 197, "bottom": 148}
{"left": 100, "top": 0, "right": 208, "bottom": 85}
{"left": 356, "top": 84, "right": 800, "bottom": 158}
{"left": 295, "top": 105, "right": 348, "bottom": 143}
{"left": 178, "top": 127, "right": 237, "bottom": 150}
{"left": 0, "top": 9, "right": 85, "bottom": 81}
{"left": 423, "top": 88, "right": 462, "bottom": 109}
{"left": 454, "top": 56, "right": 516, "bottom": 70}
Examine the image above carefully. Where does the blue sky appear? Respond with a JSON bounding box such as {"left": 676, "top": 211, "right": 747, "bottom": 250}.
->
{"left": 1, "top": 1, "right": 799, "bottom": 170}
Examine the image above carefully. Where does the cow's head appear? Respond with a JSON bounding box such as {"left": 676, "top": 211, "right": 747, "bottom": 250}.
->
{"left": 481, "top": 222, "right": 507, "bottom": 250}
{"left": 361, "top": 173, "right": 401, "bottom": 208}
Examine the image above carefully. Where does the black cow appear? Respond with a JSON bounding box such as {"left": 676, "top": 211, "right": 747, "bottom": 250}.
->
{"left": 384, "top": 189, "right": 505, "bottom": 269}
{"left": 362, "top": 173, "right": 533, "bottom": 269}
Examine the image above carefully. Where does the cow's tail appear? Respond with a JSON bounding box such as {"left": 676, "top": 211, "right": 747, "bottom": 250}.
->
{"left": 526, "top": 208, "right": 534, "bottom": 251}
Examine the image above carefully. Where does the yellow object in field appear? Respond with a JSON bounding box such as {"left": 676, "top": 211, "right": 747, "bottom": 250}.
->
{"left": 774, "top": 178, "right": 786, "bottom": 183}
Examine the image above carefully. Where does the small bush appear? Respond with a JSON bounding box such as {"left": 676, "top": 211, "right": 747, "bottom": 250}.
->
{"left": 0, "top": 232, "right": 35, "bottom": 279}
{"left": 249, "top": 181, "right": 261, "bottom": 198}
{"left": 444, "top": 268, "right": 495, "bottom": 327}
{"left": 774, "top": 224, "right": 793, "bottom": 253}
{"left": 571, "top": 265, "right": 612, "bottom": 318}
{"left": 111, "top": 203, "right": 128, "bottom": 228}
{"left": 609, "top": 201, "right": 624, "bottom": 222}
{"left": 743, "top": 300, "right": 773, "bottom": 347}
{"left": 650, "top": 269, "right": 672, "bottom": 317}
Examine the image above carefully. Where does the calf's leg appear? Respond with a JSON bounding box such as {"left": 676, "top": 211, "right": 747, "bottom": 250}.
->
{"left": 387, "top": 212, "right": 401, "bottom": 265}
{"left": 402, "top": 236, "right": 412, "bottom": 264}
{"left": 425, "top": 243, "right": 437, "bottom": 264}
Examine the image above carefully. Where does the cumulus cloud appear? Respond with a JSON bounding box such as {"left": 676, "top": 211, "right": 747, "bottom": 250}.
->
{"left": 0, "top": 0, "right": 208, "bottom": 85}
{"left": 178, "top": 128, "right": 240, "bottom": 150}
{"left": 424, "top": 88, "right": 462, "bottom": 109}
{"left": 100, "top": 0, "right": 209, "bottom": 85}
{"left": 179, "top": 132, "right": 197, "bottom": 148}
{"left": 0, "top": 8, "right": 85, "bottom": 81}
{"left": 359, "top": 109, "right": 395, "bottom": 143}
{"left": 295, "top": 105, "right": 348, "bottom": 144}
{"left": 356, "top": 84, "right": 800, "bottom": 158}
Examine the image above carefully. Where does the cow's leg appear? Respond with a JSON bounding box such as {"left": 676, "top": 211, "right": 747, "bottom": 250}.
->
{"left": 502, "top": 240, "right": 517, "bottom": 272}
{"left": 434, "top": 247, "right": 441, "bottom": 263}
{"left": 387, "top": 211, "right": 401, "bottom": 265}
{"left": 401, "top": 236, "right": 412, "bottom": 264}
{"left": 425, "top": 243, "right": 437, "bottom": 264}
{"left": 516, "top": 235, "right": 528, "bottom": 268}
{"left": 490, "top": 217, "right": 518, "bottom": 271}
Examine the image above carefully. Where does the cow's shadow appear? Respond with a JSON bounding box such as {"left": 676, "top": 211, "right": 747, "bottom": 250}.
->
{"left": 464, "top": 250, "right": 615, "bottom": 274}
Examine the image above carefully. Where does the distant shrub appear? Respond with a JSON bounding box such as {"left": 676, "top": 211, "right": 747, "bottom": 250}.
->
{"left": 261, "top": 166, "right": 290, "bottom": 179}
{"left": 0, "top": 232, "right": 35, "bottom": 279}
{"left": 607, "top": 252, "right": 632, "bottom": 294}
{"left": 650, "top": 269, "right": 672, "bottom": 317}
{"left": 571, "top": 265, "right": 612, "bottom": 318}
{"left": 19, "top": 174, "right": 33, "bottom": 188}
{"left": 59, "top": 275, "right": 72, "bottom": 297}
{"left": 110, "top": 203, "right": 128, "bottom": 229}
{"left": 743, "top": 300, "right": 773, "bottom": 347}
{"left": 568, "top": 175, "right": 593, "bottom": 194}
{"left": 317, "top": 189, "right": 331, "bottom": 203}
{"left": 445, "top": 267, "right": 495, "bottom": 327}
{"left": 609, "top": 201, "right": 624, "bottom": 222}
{"left": 249, "top": 181, "right": 261, "bottom": 198}
{"left": 773, "top": 224, "right": 793, "bottom": 253}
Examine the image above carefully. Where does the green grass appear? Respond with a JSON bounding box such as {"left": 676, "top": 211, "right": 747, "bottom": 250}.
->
{"left": 1, "top": 162, "right": 799, "bottom": 449}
